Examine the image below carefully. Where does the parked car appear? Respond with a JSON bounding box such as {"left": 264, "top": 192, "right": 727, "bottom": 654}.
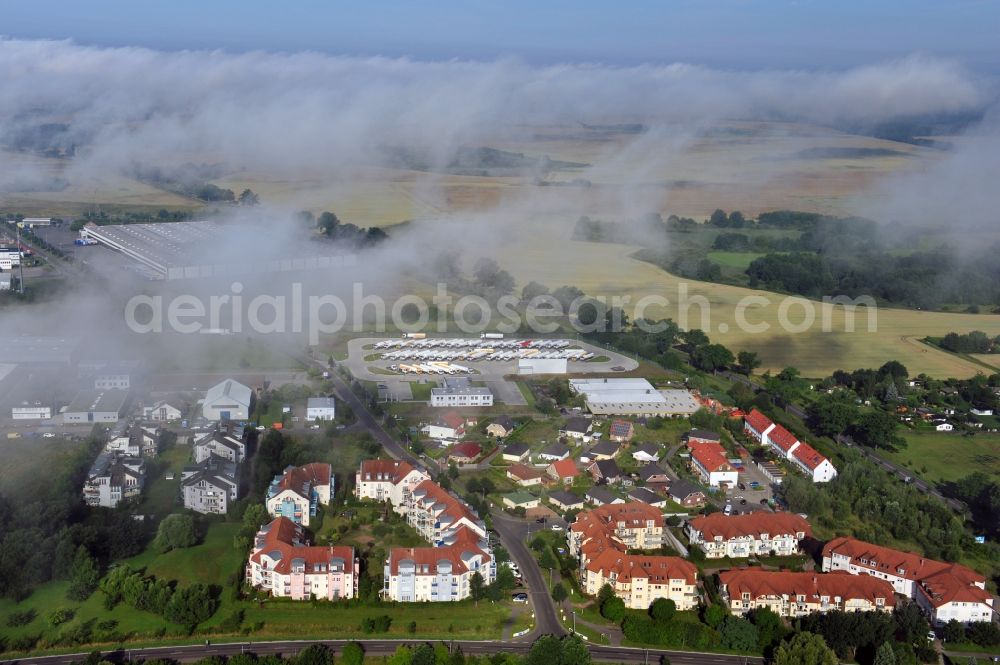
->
{"left": 512, "top": 593, "right": 529, "bottom": 603}
{"left": 551, "top": 524, "right": 563, "bottom": 531}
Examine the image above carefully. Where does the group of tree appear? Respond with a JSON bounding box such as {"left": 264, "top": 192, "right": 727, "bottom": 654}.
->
{"left": 0, "top": 434, "right": 149, "bottom": 601}
{"left": 99, "top": 564, "right": 219, "bottom": 630}
{"left": 934, "top": 330, "right": 1000, "bottom": 354}
{"left": 308, "top": 211, "right": 389, "bottom": 247}
{"left": 794, "top": 604, "right": 938, "bottom": 664}
{"left": 781, "top": 453, "right": 966, "bottom": 561}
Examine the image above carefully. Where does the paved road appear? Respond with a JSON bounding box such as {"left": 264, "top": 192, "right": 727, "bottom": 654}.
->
{"left": 0, "top": 638, "right": 764, "bottom": 665}
{"left": 490, "top": 509, "right": 565, "bottom": 638}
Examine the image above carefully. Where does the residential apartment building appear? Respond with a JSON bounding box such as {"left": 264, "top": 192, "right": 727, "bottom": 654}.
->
{"left": 354, "top": 459, "right": 430, "bottom": 510}
{"left": 193, "top": 431, "right": 246, "bottom": 464}
{"left": 581, "top": 550, "right": 699, "bottom": 610}
{"left": 106, "top": 424, "right": 157, "bottom": 457}
{"left": 246, "top": 517, "right": 358, "bottom": 600}
{"left": 265, "top": 463, "right": 333, "bottom": 527}
{"left": 181, "top": 456, "right": 238, "bottom": 515}
{"left": 822, "top": 536, "right": 995, "bottom": 625}
{"left": 719, "top": 569, "right": 895, "bottom": 618}
{"left": 405, "top": 479, "right": 487, "bottom": 545}
{"left": 569, "top": 502, "right": 665, "bottom": 565}
{"left": 82, "top": 452, "right": 145, "bottom": 508}
{"left": 383, "top": 527, "right": 494, "bottom": 602}
{"left": 570, "top": 501, "right": 697, "bottom": 611}
{"left": 686, "top": 512, "right": 812, "bottom": 559}
{"left": 744, "top": 409, "right": 837, "bottom": 483}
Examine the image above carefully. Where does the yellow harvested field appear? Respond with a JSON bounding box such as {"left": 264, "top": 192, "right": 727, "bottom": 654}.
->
{"left": 476, "top": 218, "right": 1000, "bottom": 378}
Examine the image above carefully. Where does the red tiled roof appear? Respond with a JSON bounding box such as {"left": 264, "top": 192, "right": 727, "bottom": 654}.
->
{"left": 250, "top": 517, "right": 355, "bottom": 575}
{"left": 387, "top": 529, "right": 490, "bottom": 576}
{"left": 272, "top": 463, "right": 332, "bottom": 499}
{"left": 548, "top": 458, "right": 580, "bottom": 478}
{"left": 572, "top": 501, "right": 664, "bottom": 561}
{"left": 688, "top": 512, "right": 812, "bottom": 541}
{"left": 440, "top": 411, "right": 465, "bottom": 430}
{"left": 358, "top": 459, "right": 418, "bottom": 484}
{"left": 411, "top": 479, "right": 480, "bottom": 528}
{"left": 508, "top": 463, "right": 544, "bottom": 481}
{"left": 688, "top": 441, "right": 732, "bottom": 473}
{"left": 822, "top": 536, "right": 989, "bottom": 609}
{"left": 586, "top": 548, "right": 696, "bottom": 585}
{"left": 450, "top": 442, "right": 481, "bottom": 460}
{"left": 744, "top": 409, "right": 773, "bottom": 434}
{"left": 720, "top": 569, "right": 895, "bottom": 607}
{"left": 791, "top": 441, "right": 827, "bottom": 470}
{"left": 767, "top": 424, "right": 800, "bottom": 453}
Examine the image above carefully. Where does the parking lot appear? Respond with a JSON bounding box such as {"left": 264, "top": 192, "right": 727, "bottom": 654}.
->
{"left": 724, "top": 458, "right": 776, "bottom": 513}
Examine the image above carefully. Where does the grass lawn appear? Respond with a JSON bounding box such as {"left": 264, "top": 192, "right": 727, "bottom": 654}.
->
{"left": 886, "top": 431, "right": 1000, "bottom": 484}
{"left": 127, "top": 521, "right": 245, "bottom": 586}
{"left": 241, "top": 598, "right": 511, "bottom": 640}
{"left": 409, "top": 381, "right": 434, "bottom": 401}
{"left": 137, "top": 446, "right": 192, "bottom": 517}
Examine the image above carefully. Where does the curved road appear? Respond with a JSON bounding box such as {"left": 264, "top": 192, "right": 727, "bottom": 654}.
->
{"left": 1, "top": 638, "right": 763, "bottom": 665}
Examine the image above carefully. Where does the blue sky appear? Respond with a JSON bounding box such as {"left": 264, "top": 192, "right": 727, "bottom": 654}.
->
{"left": 1, "top": 0, "right": 998, "bottom": 69}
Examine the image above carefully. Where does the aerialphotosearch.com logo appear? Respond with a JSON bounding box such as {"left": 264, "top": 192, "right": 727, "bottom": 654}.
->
{"left": 124, "top": 281, "right": 879, "bottom": 344}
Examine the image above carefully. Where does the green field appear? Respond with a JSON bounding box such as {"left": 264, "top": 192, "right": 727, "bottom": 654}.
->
{"left": 886, "top": 431, "right": 1000, "bottom": 484}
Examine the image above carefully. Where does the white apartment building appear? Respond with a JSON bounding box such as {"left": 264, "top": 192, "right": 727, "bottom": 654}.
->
{"left": 355, "top": 459, "right": 430, "bottom": 509}
{"left": 822, "top": 536, "right": 995, "bottom": 625}
{"left": 686, "top": 512, "right": 812, "bottom": 559}
{"left": 265, "top": 463, "right": 333, "bottom": 527}
{"left": 720, "top": 569, "right": 895, "bottom": 618}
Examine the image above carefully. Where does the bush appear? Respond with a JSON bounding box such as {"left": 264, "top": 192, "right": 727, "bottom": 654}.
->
{"left": 649, "top": 598, "right": 676, "bottom": 622}
{"left": 153, "top": 514, "right": 200, "bottom": 553}
{"left": 6, "top": 609, "right": 36, "bottom": 627}
{"left": 600, "top": 597, "right": 626, "bottom": 622}
{"left": 361, "top": 614, "right": 392, "bottom": 634}
{"left": 47, "top": 607, "right": 75, "bottom": 627}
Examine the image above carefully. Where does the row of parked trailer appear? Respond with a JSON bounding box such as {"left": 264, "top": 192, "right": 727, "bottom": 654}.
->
{"left": 380, "top": 346, "right": 594, "bottom": 363}
{"left": 373, "top": 337, "right": 573, "bottom": 350}
{"left": 389, "top": 363, "right": 470, "bottom": 375}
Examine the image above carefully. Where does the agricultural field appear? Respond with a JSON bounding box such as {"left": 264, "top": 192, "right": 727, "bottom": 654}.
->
{"left": 886, "top": 430, "right": 1000, "bottom": 484}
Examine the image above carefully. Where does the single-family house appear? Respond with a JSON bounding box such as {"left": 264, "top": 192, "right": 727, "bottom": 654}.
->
{"left": 448, "top": 441, "right": 482, "bottom": 464}
{"left": 585, "top": 439, "right": 621, "bottom": 461}
{"left": 144, "top": 400, "right": 183, "bottom": 422}
{"left": 933, "top": 420, "right": 954, "bottom": 432}
{"left": 507, "top": 463, "right": 545, "bottom": 487}
{"left": 546, "top": 458, "right": 580, "bottom": 485}
{"left": 487, "top": 416, "right": 516, "bottom": 438}
{"left": 608, "top": 419, "right": 635, "bottom": 443}
{"left": 503, "top": 491, "right": 540, "bottom": 511}
{"left": 631, "top": 442, "right": 662, "bottom": 464}
{"left": 627, "top": 487, "right": 668, "bottom": 508}
{"left": 588, "top": 459, "right": 622, "bottom": 484}
{"left": 667, "top": 479, "right": 706, "bottom": 507}
{"left": 638, "top": 464, "right": 671, "bottom": 485}
{"left": 536, "top": 442, "right": 570, "bottom": 462}
{"left": 547, "top": 490, "right": 584, "bottom": 512}
{"left": 585, "top": 486, "right": 623, "bottom": 506}
{"left": 561, "top": 417, "right": 592, "bottom": 442}
{"left": 683, "top": 429, "right": 721, "bottom": 445}
{"left": 426, "top": 412, "right": 467, "bottom": 441}
{"left": 501, "top": 441, "right": 531, "bottom": 462}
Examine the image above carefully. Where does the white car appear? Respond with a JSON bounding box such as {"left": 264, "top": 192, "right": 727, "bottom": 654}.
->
{"left": 42, "top": 432, "right": 56, "bottom": 438}
{"left": 550, "top": 524, "right": 563, "bottom": 531}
